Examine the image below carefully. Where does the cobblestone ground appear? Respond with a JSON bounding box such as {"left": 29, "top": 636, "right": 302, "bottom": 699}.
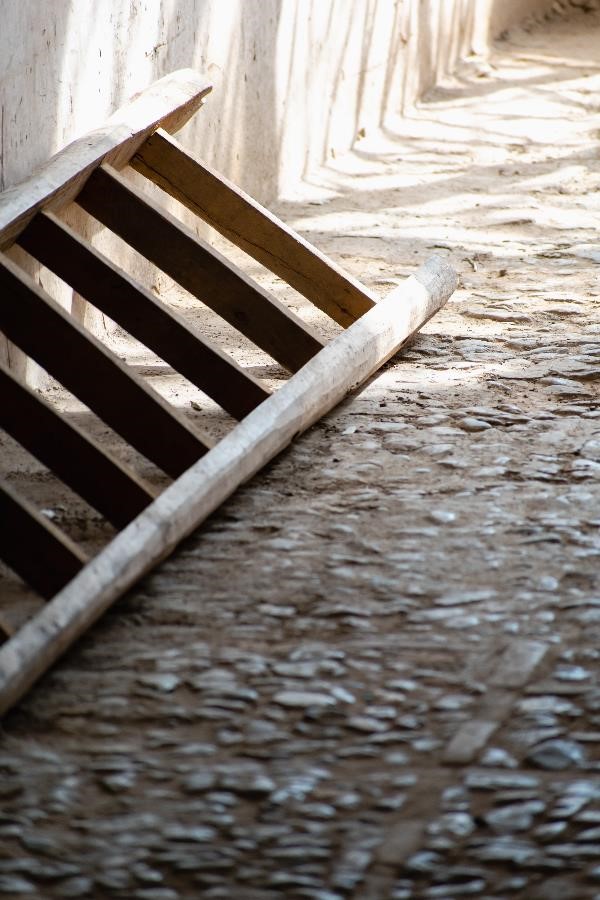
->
{"left": 2, "top": 7, "right": 600, "bottom": 900}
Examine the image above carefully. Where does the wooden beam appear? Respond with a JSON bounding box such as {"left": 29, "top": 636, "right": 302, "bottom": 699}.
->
{"left": 0, "top": 362, "right": 157, "bottom": 529}
{"left": 0, "top": 70, "right": 212, "bottom": 250}
{"left": 0, "top": 253, "right": 209, "bottom": 478}
{"left": 0, "top": 483, "right": 87, "bottom": 600}
{"left": 76, "top": 165, "right": 325, "bottom": 372}
{"left": 0, "top": 255, "right": 457, "bottom": 715}
{"left": 133, "top": 129, "right": 377, "bottom": 327}
{"left": 18, "top": 213, "right": 270, "bottom": 420}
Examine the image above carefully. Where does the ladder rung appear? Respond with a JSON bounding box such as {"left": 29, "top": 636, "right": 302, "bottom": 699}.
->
{"left": 133, "top": 129, "right": 377, "bottom": 326}
{"left": 76, "top": 165, "right": 325, "bottom": 372}
{"left": 18, "top": 212, "right": 270, "bottom": 420}
{"left": 0, "top": 253, "right": 209, "bottom": 479}
{"left": 0, "top": 483, "right": 88, "bottom": 600}
{"left": 0, "top": 363, "right": 157, "bottom": 529}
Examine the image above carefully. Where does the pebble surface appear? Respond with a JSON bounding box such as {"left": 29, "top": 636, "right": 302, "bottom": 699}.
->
{"left": 2, "top": 6, "right": 600, "bottom": 899}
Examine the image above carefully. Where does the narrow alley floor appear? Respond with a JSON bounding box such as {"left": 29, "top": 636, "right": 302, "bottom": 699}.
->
{"left": 2, "top": 6, "right": 600, "bottom": 899}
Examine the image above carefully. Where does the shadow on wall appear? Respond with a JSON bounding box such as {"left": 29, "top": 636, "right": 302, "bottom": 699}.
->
{"left": 0, "top": 0, "right": 554, "bottom": 383}
{"left": 0, "top": 0, "right": 505, "bottom": 203}
{"left": 0, "top": 0, "right": 286, "bottom": 381}
{"left": 208, "top": 0, "right": 490, "bottom": 200}
{"left": 1, "top": 0, "right": 560, "bottom": 197}
{"left": 1, "top": 0, "right": 76, "bottom": 381}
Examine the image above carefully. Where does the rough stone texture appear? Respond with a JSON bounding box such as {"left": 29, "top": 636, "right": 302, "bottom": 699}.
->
{"left": 2, "top": 5, "right": 600, "bottom": 898}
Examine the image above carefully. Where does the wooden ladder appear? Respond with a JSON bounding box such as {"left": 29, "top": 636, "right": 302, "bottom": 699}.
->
{"left": 0, "top": 70, "right": 457, "bottom": 715}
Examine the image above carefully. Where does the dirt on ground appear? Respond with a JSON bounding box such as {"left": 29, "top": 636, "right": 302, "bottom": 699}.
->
{"left": 2, "top": 5, "right": 600, "bottom": 899}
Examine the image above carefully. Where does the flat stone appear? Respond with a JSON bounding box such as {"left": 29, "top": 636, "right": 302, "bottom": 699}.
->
{"left": 219, "top": 769, "right": 275, "bottom": 796}
{"left": 272, "top": 661, "right": 322, "bottom": 678}
{"left": 347, "top": 716, "right": 390, "bottom": 733}
{"left": 484, "top": 800, "right": 546, "bottom": 834}
{"left": 25, "top": 862, "right": 82, "bottom": 881}
{"left": 377, "top": 792, "right": 407, "bottom": 811}
{"left": 551, "top": 794, "right": 589, "bottom": 818}
{"left": 258, "top": 603, "right": 297, "bottom": 617}
{"left": 424, "top": 880, "right": 486, "bottom": 897}
{"left": 469, "top": 837, "right": 539, "bottom": 864}
{"left": 554, "top": 665, "right": 591, "bottom": 682}
{"left": 132, "top": 864, "right": 164, "bottom": 885}
{"left": 434, "top": 694, "right": 475, "bottom": 712}
{"left": 273, "top": 691, "right": 336, "bottom": 708}
{"left": 527, "top": 739, "right": 586, "bottom": 770}
{"left": 0, "top": 875, "right": 37, "bottom": 895}
{"left": 480, "top": 747, "right": 518, "bottom": 768}
{"left": 518, "top": 695, "right": 580, "bottom": 716}
{"left": 437, "top": 589, "right": 495, "bottom": 606}
{"left": 96, "top": 870, "right": 132, "bottom": 890}
{"left": 428, "top": 812, "right": 475, "bottom": 838}
{"left": 162, "top": 825, "right": 217, "bottom": 842}
{"left": 577, "top": 826, "right": 600, "bottom": 841}
{"left": 462, "top": 308, "right": 532, "bottom": 324}
{"left": 458, "top": 417, "right": 492, "bottom": 432}
{"left": 465, "top": 771, "right": 539, "bottom": 791}
{"left": 404, "top": 850, "right": 443, "bottom": 873}
{"left": 330, "top": 685, "right": 356, "bottom": 703}
{"left": 137, "top": 673, "right": 181, "bottom": 692}
{"left": 180, "top": 771, "right": 217, "bottom": 793}
{"left": 545, "top": 843, "right": 600, "bottom": 858}
{"left": 537, "top": 821, "right": 569, "bottom": 845}
{"left": 429, "top": 509, "right": 456, "bottom": 524}
{"left": 441, "top": 786, "right": 470, "bottom": 811}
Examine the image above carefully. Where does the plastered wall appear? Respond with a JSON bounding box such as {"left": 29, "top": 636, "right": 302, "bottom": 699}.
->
{"left": 0, "top": 0, "right": 554, "bottom": 383}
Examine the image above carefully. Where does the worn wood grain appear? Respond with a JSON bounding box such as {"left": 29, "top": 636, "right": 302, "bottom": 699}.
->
{"left": 0, "top": 70, "right": 212, "bottom": 250}
{"left": 133, "top": 129, "right": 377, "bottom": 327}
{"left": 0, "top": 255, "right": 457, "bottom": 715}
{"left": 0, "top": 252, "right": 210, "bottom": 478}
{"left": 77, "top": 165, "right": 325, "bottom": 372}
{"left": 18, "top": 212, "right": 270, "bottom": 420}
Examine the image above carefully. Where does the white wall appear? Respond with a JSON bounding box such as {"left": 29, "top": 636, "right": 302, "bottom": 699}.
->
{"left": 0, "top": 0, "right": 554, "bottom": 383}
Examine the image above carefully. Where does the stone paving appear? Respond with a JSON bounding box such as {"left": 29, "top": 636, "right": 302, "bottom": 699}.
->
{"left": 2, "top": 5, "right": 600, "bottom": 899}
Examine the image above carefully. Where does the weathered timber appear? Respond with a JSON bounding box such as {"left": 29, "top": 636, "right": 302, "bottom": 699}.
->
{"left": 0, "top": 70, "right": 212, "bottom": 250}
{"left": 0, "top": 362, "right": 157, "bottom": 528}
{"left": 76, "top": 164, "right": 325, "bottom": 372}
{"left": 133, "top": 128, "right": 377, "bottom": 327}
{"left": 0, "top": 255, "right": 457, "bottom": 715}
{"left": 0, "top": 483, "right": 88, "bottom": 600}
{"left": 0, "top": 252, "right": 209, "bottom": 478}
{"left": 18, "top": 213, "right": 270, "bottom": 420}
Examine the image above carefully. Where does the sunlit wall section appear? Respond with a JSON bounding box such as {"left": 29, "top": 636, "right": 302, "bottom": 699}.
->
{"left": 0, "top": 0, "right": 555, "bottom": 383}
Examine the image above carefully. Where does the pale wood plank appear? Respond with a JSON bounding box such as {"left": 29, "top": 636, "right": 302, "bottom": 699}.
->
{"left": 133, "top": 129, "right": 377, "bottom": 327}
{"left": 0, "top": 70, "right": 212, "bottom": 251}
{"left": 0, "top": 255, "right": 457, "bottom": 715}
